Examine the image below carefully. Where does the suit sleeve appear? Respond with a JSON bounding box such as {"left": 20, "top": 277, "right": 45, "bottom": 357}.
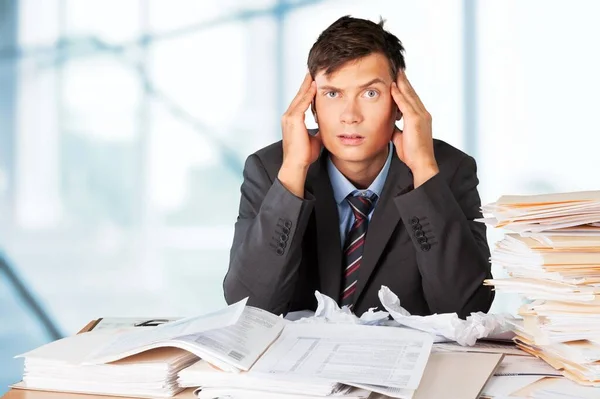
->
{"left": 393, "top": 155, "right": 494, "bottom": 318}
{"left": 223, "top": 154, "right": 315, "bottom": 315}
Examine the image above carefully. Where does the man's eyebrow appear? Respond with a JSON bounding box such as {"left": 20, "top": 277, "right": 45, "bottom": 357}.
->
{"left": 358, "top": 78, "right": 387, "bottom": 89}
{"left": 318, "top": 78, "right": 387, "bottom": 92}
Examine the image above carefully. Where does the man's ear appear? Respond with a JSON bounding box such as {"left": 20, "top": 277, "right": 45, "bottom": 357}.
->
{"left": 395, "top": 108, "right": 403, "bottom": 121}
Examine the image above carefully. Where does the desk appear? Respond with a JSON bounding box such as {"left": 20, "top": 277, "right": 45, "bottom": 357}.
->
{"left": 1, "top": 320, "right": 196, "bottom": 399}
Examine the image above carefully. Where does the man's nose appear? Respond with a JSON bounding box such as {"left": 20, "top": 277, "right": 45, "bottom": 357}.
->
{"left": 340, "top": 100, "right": 363, "bottom": 125}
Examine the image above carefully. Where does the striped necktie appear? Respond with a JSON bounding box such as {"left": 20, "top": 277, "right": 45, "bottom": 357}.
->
{"left": 340, "top": 193, "right": 377, "bottom": 308}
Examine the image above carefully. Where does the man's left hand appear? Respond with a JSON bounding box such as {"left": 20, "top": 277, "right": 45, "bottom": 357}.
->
{"left": 391, "top": 70, "right": 439, "bottom": 188}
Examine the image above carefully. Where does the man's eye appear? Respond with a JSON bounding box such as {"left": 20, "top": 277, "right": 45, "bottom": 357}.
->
{"left": 325, "top": 91, "right": 339, "bottom": 98}
{"left": 364, "top": 90, "right": 378, "bottom": 98}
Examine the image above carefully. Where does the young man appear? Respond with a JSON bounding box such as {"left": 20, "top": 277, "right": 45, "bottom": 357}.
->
{"left": 223, "top": 16, "right": 494, "bottom": 319}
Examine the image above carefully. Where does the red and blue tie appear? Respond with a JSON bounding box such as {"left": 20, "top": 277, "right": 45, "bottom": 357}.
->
{"left": 340, "top": 193, "right": 377, "bottom": 308}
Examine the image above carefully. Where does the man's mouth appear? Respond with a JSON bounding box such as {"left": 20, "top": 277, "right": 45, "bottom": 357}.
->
{"left": 338, "top": 134, "right": 364, "bottom": 139}
{"left": 337, "top": 134, "right": 365, "bottom": 146}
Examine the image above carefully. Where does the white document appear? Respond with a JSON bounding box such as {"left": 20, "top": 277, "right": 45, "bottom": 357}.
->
{"left": 433, "top": 341, "right": 528, "bottom": 356}
{"left": 194, "top": 387, "right": 372, "bottom": 399}
{"left": 18, "top": 330, "right": 140, "bottom": 364}
{"left": 250, "top": 323, "right": 433, "bottom": 390}
{"left": 83, "top": 299, "right": 288, "bottom": 372}
{"left": 175, "top": 306, "right": 286, "bottom": 371}
{"left": 481, "top": 375, "right": 544, "bottom": 398}
{"left": 86, "top": 298, "right": 247, "bottom": 364}
{"left": 531, "top": 377, "right": 600, "bottom": 399}
{"left": 494, "top": 355, "right": 562, "bottom": 376}
{"left": 344, "top": 382, "right": 414, "bottom": 399}
{"left": 495, "top": 191, "right": 600, "bottom": 206}
{"left": 178, "top": 359, "right": 345, "bottom": 396}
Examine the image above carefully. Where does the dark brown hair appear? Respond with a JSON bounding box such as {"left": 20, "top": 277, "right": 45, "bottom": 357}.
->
{"left": 307, "top": 15, "right": 406, "bottom": 79}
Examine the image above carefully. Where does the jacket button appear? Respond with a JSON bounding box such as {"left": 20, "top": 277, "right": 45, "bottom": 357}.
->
{"left": 282, "top": 227, "right": 290, "bottom": 234}
{"left": 415, "top": 230, "right": 425, "bottom": 238}
{"left": 276, "top": 248, "right": 284, "bottom": 255}
{"left": 417, "top": 236, "right": 428, "bottom": 244}
{"left": 278, "top": 241, "right": 285, "bottom": 248}
{"left": 410, "top": 217, "right": 419, "bottom": 225}
{"left": 412, "top": 223, "right": 421, "bottom": 231}
{"left": 280, "top": 233, "right": 288, "bottom": 242}
{"left": 421, "top": 243, "right": 431, "bottom": 252}
{"left": 284, "top": 220, "right": 292, "bottom": 228}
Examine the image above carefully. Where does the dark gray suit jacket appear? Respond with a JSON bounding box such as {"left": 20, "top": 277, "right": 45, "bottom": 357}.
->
{"left": 223, "top": 139, "right": 494, "bottom": 318}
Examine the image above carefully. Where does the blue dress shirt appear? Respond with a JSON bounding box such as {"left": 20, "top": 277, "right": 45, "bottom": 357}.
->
{"left": 327, "top": 142, "right": 393, "bottom": 247}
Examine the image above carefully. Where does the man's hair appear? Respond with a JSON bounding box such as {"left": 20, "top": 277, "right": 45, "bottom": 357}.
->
{"left": 307, "top": 15, "right": 406, "bottom": 79}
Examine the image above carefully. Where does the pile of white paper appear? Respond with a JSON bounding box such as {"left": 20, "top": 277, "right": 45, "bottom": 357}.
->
{"left": 16, "top": 330, "right": 198, "bottom": 397}
{"left": 15, "top": 297, "right": 437, "bottom": 399}
{"left": 183, "top": 323, "right": 434, "bottom": 399}
{"left": 179, "top": 359, "right": 367, "bottom": 399}
{"left": 14, "top": 298, "right": 288, "bottom": 398}
{"left": 481, "top": 190, "right": 600, "bottom": 387}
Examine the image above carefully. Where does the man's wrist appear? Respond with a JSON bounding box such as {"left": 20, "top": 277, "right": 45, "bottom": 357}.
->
{"left": 411, "top": 161, "right": 439, "bottom": 188}
{"left": 278, "top": 162, "right": 309, "bottom": 198}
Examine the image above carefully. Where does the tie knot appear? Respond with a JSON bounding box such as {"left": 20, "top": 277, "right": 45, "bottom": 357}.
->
{"left": 347, "top": 194, "right": 377, "bottom": 220}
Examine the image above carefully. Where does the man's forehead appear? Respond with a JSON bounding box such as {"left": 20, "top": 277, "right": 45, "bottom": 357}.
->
{"left": 315, "top": 71, "right": 391, "bottom": 89}
{"left": 314, "top": 55, "right": 393, "bottom": 87}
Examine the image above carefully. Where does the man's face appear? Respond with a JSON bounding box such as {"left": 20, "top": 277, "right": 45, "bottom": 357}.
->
{"left": 313, "top": 52, "right": 398, "bottom": 164}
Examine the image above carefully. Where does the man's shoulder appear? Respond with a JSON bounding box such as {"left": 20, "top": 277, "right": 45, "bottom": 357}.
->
{"left": 253, "top": 140, "right": 284, "bottom": 161}
{"left": 432, "top": 139, "right": 475, "bottom": 169}
{"left": 246, "top": 140, "right": 284, "bottom": 177}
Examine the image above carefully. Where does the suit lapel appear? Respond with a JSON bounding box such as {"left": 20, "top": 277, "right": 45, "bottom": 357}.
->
{"left": 355, "top": 153, "right": 414, "bottom": 304}
{"left": 305, "top": 149, "right": 342, "bottom": 300}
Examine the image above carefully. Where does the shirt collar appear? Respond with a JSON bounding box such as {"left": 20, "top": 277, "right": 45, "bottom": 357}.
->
{"left": 327, "top": 141, "right": 393, "bottom": 205}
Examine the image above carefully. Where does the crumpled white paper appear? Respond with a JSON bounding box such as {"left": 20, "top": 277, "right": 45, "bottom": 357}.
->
{"left": 294, "top": 290, "right": 390, "bottom": 325}
{"left": 291, "top": 287, "right": 514, "bottom": 346}
{"left": 378, "top": 285, "right": 514, "bottom": 346}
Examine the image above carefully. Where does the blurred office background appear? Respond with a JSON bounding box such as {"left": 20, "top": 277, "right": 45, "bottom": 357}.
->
{"left": 1, "top": 0, "right": 600, "bottom": 392}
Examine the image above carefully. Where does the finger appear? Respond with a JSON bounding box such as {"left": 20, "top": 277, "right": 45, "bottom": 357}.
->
{"left": 396, "top": 70, "right": 424, "bottom": 111}
{"left": 391, "top": 82, "right": 416, "bottom": 116}
{"left": 288, "top": 73, "right": 314, "bottom": 112}
{"left": 290, "top": 81, "right": 317, "bottom": 115}
{"left": 396, "top": 70, "right": 427, "bottom": 113}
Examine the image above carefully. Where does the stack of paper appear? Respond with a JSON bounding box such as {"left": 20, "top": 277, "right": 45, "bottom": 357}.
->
{"left": 179, "top": 359, "right": 366, "bottom": 399}
{"left": 14, "top": 298, "right": 287, "bottom": 397}
{"left": 181, "top": 340, "right": 505, "bottom": 399}
{"left": 480, "top": 190, "right": 600, "bottom": 387}
{"left": 16, "top": 330, "right": 198, "bottom": 397}
{"left": 249, "top": 323, "right": 433, "bottom": 399}
{"left": 15, "top": 297, "right": 439, "bottom": 399}
{"left": 480, "top": 191, "right": 600, "bottom": 233}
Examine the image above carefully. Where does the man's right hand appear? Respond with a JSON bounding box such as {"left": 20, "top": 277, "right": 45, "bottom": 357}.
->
{"left": 277, "top": 73, "right": 321, "bottom": 198}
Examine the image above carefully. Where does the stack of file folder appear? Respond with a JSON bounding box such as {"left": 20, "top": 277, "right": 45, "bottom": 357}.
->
{"left": 480, "top": 191, "right": 600, "bottom": 386}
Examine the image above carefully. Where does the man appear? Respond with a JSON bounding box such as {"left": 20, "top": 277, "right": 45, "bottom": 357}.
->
{"left": 223, "top": 16, "right": 494, "bottom": 319}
